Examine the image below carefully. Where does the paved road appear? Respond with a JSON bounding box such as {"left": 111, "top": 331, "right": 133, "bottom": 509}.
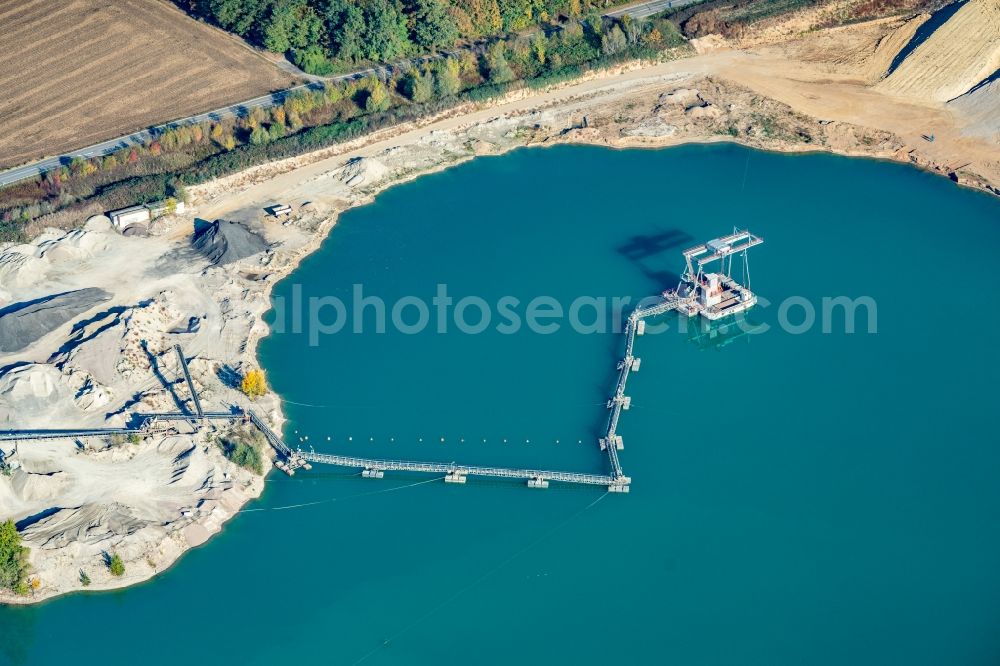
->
{"left": 0, "top": 0, "right": 697, "bottom": 188}
{"left": 606, "top": 0, "right": 703, "bottom": 19}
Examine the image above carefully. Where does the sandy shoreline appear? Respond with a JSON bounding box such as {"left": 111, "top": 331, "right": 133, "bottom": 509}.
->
{"left": 2, "top": 11, "right": 998, "bottom": 603}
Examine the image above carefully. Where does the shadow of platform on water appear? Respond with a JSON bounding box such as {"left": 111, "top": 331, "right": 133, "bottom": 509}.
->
{"left": 617, "top": 229, "right": 693, "bottom": 261}
{"left": 617, "top": 229, "right": 691, "bottom": 292}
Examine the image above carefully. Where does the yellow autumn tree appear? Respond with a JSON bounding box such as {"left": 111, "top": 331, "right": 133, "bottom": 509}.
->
{"left": 241, "top": 369, "right": 267, "bottom": 398}
{"left": 454, "top": 0, "right": 501, "bottom": 37}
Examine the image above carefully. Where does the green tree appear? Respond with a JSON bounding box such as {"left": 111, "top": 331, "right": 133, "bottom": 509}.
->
{"left": 293, "top": 44, "right": 334, "bottom": 75}
{"left": 402, "top": 70, "right": 434, "bottom": 102}
{"left": 69, "top": 156, "right": 86, "bottom": 177}
{"left": 219, "top": 430, "right": 264, "bottom": 474}
{"left": 499, "top": 0, "right": 533, "bottom": 31}
{"left": 484, "top": 41, "right": 514, "bottom": 83}
{"left": 249, "top": 125, "right": 271, "bottom": 145}
{"left": 325, "top": 0, "right": 367, "bottom": 62}
{"left": 586, "top": 12, "right": 604, "bottom": 37}
{"left": 0, "top": 520, "right": 30, "bottom": 593}
{"left": 262, "top": 0, "right": 324, "bottom": 53}
{"left": 433, "top": 57, "right": 462, "bottom": 97}
{"left": 601, "top": 25, "right": 627, "bottom": 55}
{"left": 109, "top": 553, "right": 125, "bottom": 577}
{"left": 362, "top": 0, "right": 411, "bottom": 62}
{"left": 323, "top": 81, "right": 345, "bottom": 103}
{"left": 207, "top": 0, "right": 268, "bottom": 37}
{"left": 531, "top": 32, "right": 547, "bottom": 66}
{"left": 620, "top": 14, "right": 644, "bottom": 45}
{"left": 329, "top": 0, "right": 411, "bottom": 63}
{"left": 79, "top": 570, "right": 91, "bottom": 587}
{"left": 365, "top": 78, "right": 392, "bottom": 112}
{"left": 269, "top": 122, "right": 287, "bottom": 141}
{"left": 160, "top": 128, "right": 179, "bottom": 150}
{"left": 411, "top": 0, "right": 459, "bottom": 51}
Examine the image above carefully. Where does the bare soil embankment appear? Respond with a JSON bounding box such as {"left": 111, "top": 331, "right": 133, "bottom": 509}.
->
{"left": 877, "top": 0, "right": 1000, "bottom": 102}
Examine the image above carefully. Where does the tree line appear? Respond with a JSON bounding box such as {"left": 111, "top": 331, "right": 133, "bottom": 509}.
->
{"left": 179, "top": 0, "right": 624, "bottom": 73}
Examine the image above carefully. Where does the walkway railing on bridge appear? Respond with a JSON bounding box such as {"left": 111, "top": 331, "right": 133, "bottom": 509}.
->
{"left": 299, "top": 450, "right": 615, "bottom": 486}
{"left": 248, "top": 409, "right": 292, "bottom": 458}
{"left": 597, "top": 293, "right": 687, "bottom": 482}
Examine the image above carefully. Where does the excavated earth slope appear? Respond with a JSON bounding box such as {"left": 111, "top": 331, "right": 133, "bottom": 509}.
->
{"left": 878, "top": 0, "right": 1000, "bottom": 102}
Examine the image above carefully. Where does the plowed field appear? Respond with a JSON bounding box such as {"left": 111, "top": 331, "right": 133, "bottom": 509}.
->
{"left": 0, "top": 0, "right": 295, "bottom": 168}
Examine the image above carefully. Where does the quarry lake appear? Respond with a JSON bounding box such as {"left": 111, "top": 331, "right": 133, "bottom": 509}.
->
{"left": 4, "top": 144, "right": 1000, "bottom": 665}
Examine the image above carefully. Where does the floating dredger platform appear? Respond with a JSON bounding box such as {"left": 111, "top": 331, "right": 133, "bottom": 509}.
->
{"left": 672, "top": 229, "right": 764, "bottom": 320}
{"left": 597, "top": 229, "right": 764, "bottom": 488}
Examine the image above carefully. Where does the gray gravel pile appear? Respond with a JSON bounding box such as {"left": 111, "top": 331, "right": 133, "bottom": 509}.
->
{"left": 0, "top": 288, "right": 112, "bottom": 352}
{"left": 192, "top": 219, "right": 268, "bottom": 266}
{"left": 948, "top": 72, "right": 1000, "bottom": 139}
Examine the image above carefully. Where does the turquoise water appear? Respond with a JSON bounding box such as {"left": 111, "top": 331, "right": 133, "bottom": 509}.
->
{"left": 3, "top": 144, "right": 1000, "bottom": 665}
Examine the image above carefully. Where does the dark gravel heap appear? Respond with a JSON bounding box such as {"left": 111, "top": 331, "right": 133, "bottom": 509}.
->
{"left": 192, "top": 219, "right": 268, "bottom": 266}
{"left": 0, "top": 288, "right": 112, "bottom": 353}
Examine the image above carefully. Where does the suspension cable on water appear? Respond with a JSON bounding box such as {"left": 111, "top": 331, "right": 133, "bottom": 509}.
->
{"left": 240, "top": 475, "right": 444, "bottom": 513}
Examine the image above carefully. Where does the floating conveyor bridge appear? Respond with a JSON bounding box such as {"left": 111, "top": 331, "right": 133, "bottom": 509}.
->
{"left": 597, "top": 293, "right": 693, "bottom": 490}
{"left": 0, "top": 285, "right": 706, "bottom": 493}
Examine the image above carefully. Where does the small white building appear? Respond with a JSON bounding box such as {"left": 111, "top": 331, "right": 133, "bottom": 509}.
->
{"left": 108, "top": 205, "right": 151, "bottom": 233}
{"left": 108, "top": 200, "right": 185, "bottom": 235}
